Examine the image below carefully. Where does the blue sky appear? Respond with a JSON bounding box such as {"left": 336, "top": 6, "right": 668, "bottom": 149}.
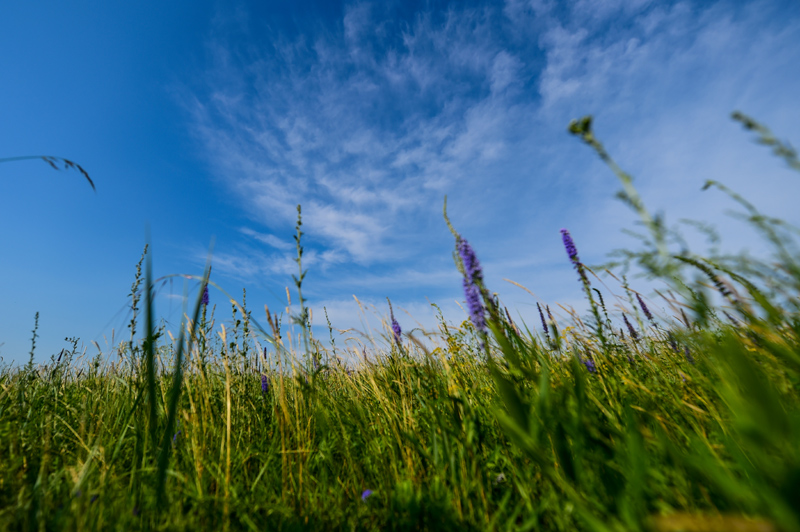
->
{"left": 2, "top": 0, "right": 799, "bottom": 365}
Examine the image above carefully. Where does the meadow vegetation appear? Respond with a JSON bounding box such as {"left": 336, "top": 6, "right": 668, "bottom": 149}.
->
{"left": 1, "top": 113, "right": 799, "bottom": 531}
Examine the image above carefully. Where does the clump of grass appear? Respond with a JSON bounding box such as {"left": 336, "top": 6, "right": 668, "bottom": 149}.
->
{"left": 0, "top": 113, "right": 798, "bottom": 531}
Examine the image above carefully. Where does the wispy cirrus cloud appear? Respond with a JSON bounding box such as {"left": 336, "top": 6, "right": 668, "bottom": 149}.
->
{"left": 191, "top": 2, "right": 540, "bottom": 264}
{"left": 187, "top": 0, "right": 800, "bottom": 340}
{"left": 239, "top": 227, "right": 293, "bottom": 251}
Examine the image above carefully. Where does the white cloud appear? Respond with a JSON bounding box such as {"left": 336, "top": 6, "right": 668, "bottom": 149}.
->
{"left": 239, "top": 227, "right": 293, "bottom": 250}
{"left": 188, "top": 0, "right": 800, "bottom": 336}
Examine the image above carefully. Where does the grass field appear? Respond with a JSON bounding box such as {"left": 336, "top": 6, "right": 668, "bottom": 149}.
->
{"left": 1, "top": 114, "right": 799, "bottom": 531}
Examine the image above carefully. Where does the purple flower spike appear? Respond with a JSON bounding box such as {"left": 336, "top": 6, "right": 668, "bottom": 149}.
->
{"left": 560, "top": 229, "right": 579, "bottom": 264}
{"left": 261, "top": 374, "right": 269, "bottom": 394}
{"left": 724, "top": 311, "right": 740, "bottom": 327}
{"left": 560, "top": 229, "right": 589, "bottom": 284}
{"left": 623, "top": 314, "right": 639, "bottom": 340}
{"left": 463, "top": 277, "right": 487, "bottom": 333}
{"left": 636, "top": 294, "right": 653, "bottom": 322}
{"left": 361, "top": 489, "right": 373, "bottom": 501}
{"left": 201, "top": 284, "right": 209, "bottom": 306}
{"left": 457, "top": 237, "right": 487, "bottom": 335}
{"left": 583, "top": 357, "right": 597, "bottom": 373}
{"left": 537, "top": 303, "right": 549, "bottom": 335}
{"left": 458, "top": 237, "right": 483, "bottom": 284}
{"left": 668, "top": 332, "right": 678, "bottom": 353}
{"left": 391, "top": 318, "right": 402, "bottom": 344}
{"left": 388, "top": 301, "right": 402, "bottom": 345}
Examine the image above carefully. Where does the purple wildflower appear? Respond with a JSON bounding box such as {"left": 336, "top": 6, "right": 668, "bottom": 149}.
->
{"left": 463, "top": 277, "right": 487, "bottom": 333}
{"left": 636, "top": 294, "right": 653, "bottom": 322}
{"left": 583, "top": 356, "right": 597, "bottom": 373}
{"left": 457, "top": 237, "right": 487, "bottom": 335}
{"left": 458, "top": 237, "right": 483, "bottom": 284}
{"left": 172, "top": 430, "right": 181, "bottom": 444}
{"left": 723, "top": 311, "right": 740, "bottom": 327}
{"left": 361, "top": 489, "right": 373, "bottom": 501}
{"left": 201, "top": 284, "right": 209, "bottom": 306}
{"left": 667, "top": 331, "right": 678, "bottom": 353}
{"left": 561, "top": 229, "right": 579, "bottom": 263}
{"left": 388, "top": 300, "right": 402, "bottom": 345}
{"left": 261, "top": 374, "right": 269, "bottom": 394}
{"left": 623, "top": 314, "right": 639, "bottom": 340}
{"left": 684, "top": 345, "right": 694, "bottom": 364}
{"left": 537, "top": 302, "right": 549, "bottom": 335}
{"left": 560, "top": 229, "right": 588, "bottom": 284}
{"left": 391, "top": 318, "right": 402, "bottom": 344}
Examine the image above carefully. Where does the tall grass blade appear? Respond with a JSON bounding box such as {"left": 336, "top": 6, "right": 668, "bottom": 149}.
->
{"left": 143, "top": 234, "right": 158, "bottom": 458}
{"left": 155, "top": 242, "right": 214, "bottom": 508}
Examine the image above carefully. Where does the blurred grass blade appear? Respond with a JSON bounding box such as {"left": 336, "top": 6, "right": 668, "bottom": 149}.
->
{"left": 732, "top": 111, "right": 800, "bottom": 172}
{"left": 0, "top": 155, "right": 95, "bottom": 191}
{"left": 155, "top": 241, "right": 214, "bottom": 508}
{"left": 143, "top": 234, "right": 158, "bottom": 455}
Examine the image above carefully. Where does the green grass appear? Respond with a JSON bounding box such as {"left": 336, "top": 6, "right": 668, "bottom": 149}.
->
{"left": 1, "top": 113, "right": 799, "bottom": 531}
